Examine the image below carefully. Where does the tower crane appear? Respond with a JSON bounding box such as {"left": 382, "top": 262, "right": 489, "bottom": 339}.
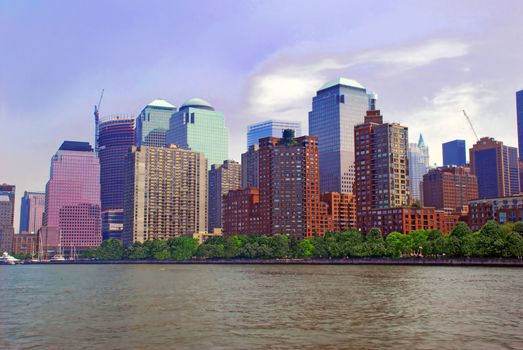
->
{"left": 462, "top": 109, "right": 479, "bottom": 142}
{"left": 94, "top": 89, "right": 104, "bottom": 151}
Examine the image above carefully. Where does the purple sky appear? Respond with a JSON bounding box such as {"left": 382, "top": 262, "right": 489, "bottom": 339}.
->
{"left": 1, "top": 0, "right": 523, "bottom": 229}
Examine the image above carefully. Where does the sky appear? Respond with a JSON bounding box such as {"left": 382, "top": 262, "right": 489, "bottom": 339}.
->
{"left": 1, "top": 0, "right": 523, "bottom": 230}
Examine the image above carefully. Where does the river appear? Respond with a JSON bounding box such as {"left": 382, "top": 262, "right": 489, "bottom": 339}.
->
{"left": 1, "top": 265, "right": 522, "bottom": 349}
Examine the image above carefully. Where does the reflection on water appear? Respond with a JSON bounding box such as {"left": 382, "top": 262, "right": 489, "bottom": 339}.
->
{"left": 1, "top": 265, "right": 522, "bottom": 349}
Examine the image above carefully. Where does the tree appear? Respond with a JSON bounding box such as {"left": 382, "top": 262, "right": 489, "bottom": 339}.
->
{"left": 364, "top": 228, "right": 386, "bottom": 257}
{"left": 169, "top": 237, "right": 198, "bottom": 260}
{"left": 270, "top": 235, "right": 290, "bottom": 258}
{"left": 385, "top": 232, "right": 407, "bottom": 258}
{"left": 476, "top": 221, "right": 505, "bottom": 257}
{"left": 450, "top": 222, "right": 472, "bottom": 240}
{"left": 503, "top": 232, "right": 523, "bottom": 258}
{"left": 513, "top": 221, "right": 523, "bottom": 235}
{"left": 126, "top": 243, "right": 148, "bottom": 260}
{"left": 297, "top": 239, "right": 315, "bottom": 258}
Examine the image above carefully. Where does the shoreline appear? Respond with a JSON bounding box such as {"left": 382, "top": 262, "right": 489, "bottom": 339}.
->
{"left": 15, "top": 257, "right": 523, "bottom": 267}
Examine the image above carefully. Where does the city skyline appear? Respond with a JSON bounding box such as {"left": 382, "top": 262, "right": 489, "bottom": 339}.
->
{"left": 2, "top": 1, "right": 523, "bottom": 228}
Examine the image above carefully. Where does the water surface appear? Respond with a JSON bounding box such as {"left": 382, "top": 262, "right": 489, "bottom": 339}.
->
{"left": 1, "top": 264, "right": 522, "bottom": 349}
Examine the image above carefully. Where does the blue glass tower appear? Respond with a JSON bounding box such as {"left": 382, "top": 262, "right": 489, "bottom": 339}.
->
{"left": 167, "top": 98, "right": 228, "bottom": 168}
{"left": 517, "top": 90, "right": 523, "bottom": 159}
{"left": 136, "top": 99, "right": 177, "bottom": 147}
{"left": 442, "top": 140, "right": 466, "bottom": 166}
{"left": 309, "top": 78, "right": 373, "bottom": 193}
{"left": 246, "top": 120, "right": 302, "bottom": 148}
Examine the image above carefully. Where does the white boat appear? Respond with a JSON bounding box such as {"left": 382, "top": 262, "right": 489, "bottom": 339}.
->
{"left": 0, "top": 252, "right": 20, "bottom": 265}
{"left": 50, "top": 254, "right": 66, "bottom": 262}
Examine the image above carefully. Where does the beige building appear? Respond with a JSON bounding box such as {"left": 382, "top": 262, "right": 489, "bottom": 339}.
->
{"left": 123, "top": 145, "right": 208, "bottom": 246}
{"left": 208, "top": 160, "right": 241, "bottom": 231}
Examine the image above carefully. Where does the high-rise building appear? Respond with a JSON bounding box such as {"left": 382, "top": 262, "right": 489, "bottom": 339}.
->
{"left": 40, "top": 142, "right": 102, "bottom": 255}
{"left": 123, "top": 145, "right": 207, "bottom": 246}
{"left": 247, "top": 120, "right": 302, "bottom": 148}
{"left": 19, "top": 191, "right": 45, "bottom": 234}
{"left": 354, "top": 109, "right": 411, "bottom": 234}
{"left": 409, "top": 134, "right": 429, "bottom": 204}
{"left": 321, "top": 192, "right": 357, "bottom": 232}
{"left": 258, "top": 130, "right": 332, "bottom": 239}
{"left": 241, "top": 144, "right": 259, "bottom": 188}
{"left": 516, "top": 90, "right": 523, "bottom": 159}
{"left": 469, "top": 137, "right": 520, "bottom": 198}
{"left": 136, "top": 99, "right": 176, "bottom": 147}
{"left": 223, "top": 188, "right": 261, "bottom": 235}
{"left": 97, "top": 115, "right": 135, "bottom": 240}
{"left": 422, "top": 166, "right": 478, "bottom": 213}
{"left": 0, "top": 184, "right": 15, "bottom": 253}
{"left": 442, "top": 139, "right": 466, "bottom": 166}
{"left": 167, "top": 98, "right": 228, "bottom": 169}
{"left": 309, "top": 78, "right": 373, "bottom": 193}
{"left": 354, "top": 110, "right": 410, "bottom": 212}
{"left": 208, "top": 160, "right": 241, "bottom": 231}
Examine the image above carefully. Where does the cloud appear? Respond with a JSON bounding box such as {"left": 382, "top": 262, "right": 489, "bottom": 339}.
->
{"left": 244, "top": 38, "right": 471, "bottom": 127}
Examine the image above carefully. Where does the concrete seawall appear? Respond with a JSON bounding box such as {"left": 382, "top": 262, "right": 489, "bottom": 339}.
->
{"left": 23, "top": 258, "right": 523, "bottom": 267}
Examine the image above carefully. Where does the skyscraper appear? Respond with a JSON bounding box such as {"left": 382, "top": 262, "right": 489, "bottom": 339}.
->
{"left": 136, "top": 99, "right": 176, "bottom": 147}
{"left": 309, "top": 78, "right": 373, "bottom": 193}
{"left": 19, "top": 191, "right": 45, "bottom": 234}
{"left": 258, "top": 130, "right": 331, "bottom": 238}
{"left": 0, "top": 184, "right": 15, "bottom": 253}
{"left": 354, "top": 110, "right": 410, "bottom": 212}
{"left": 409, "top": 134, "right": 429, "bottom": 204}
{"left": 422, "top": 166, "right": 478, "bottom": 213}
{"left": 442, "top": 139, "right": 466, "bottom": 166}
{"left": 167, "top": 98, "right": 228, "bottom": 169}
{"left": 470, "top": 137, "right": 520, "bottom": 198}
{"left": 123, "top": 145, "right": 207, "bottom": 246}
{"left": 516, "top": 90, "right": 523, "bottom": 159}
{"left": 241, "top": 144, "right": 259, "bottom": 188}
{"left": 208, "top": 160, "right": 241, "bottom": 231}
{"left": 354, "top": 109, "right": 410, "bottom": 233}
{"left": 247, "top": 120, "right": 302, "bottom": 148}
{"left": 97, "top": 115, "right": 135, "bottom": 240}
{"left": 41, "top": 141, "right": 102, "bottom": 255}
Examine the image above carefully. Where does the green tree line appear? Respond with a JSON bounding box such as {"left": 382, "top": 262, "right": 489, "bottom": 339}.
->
{"left": 81, "top": 221, "right": 523, "bottom": 261}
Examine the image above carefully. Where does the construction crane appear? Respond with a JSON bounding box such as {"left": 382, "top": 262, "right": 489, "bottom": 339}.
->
{"left": 462, "top": 109, "right": 479, "bottom": 142}
{"left": 93, "top": 89, "right": 104, "bottom": 151}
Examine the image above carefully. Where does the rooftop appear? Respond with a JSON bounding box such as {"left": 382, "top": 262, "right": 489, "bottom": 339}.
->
{"left": 180, "top": 98, "right": 215, "bottom": 111}
{"left": 319, "top": 77, "right": 366, "bottom": 91}
{"left": 146, "top": 99, "right": 176, "bottom": 109}
{"left": 59, "top": 141, "right": 94, "bottom": 152}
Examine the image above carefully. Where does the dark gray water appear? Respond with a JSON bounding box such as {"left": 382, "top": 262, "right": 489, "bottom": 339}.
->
{"left": 1, "top": 265, "right": 522, "bottom": 350}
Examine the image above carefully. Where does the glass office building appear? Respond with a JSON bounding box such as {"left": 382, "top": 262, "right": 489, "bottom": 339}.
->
{"left": 409, "top": 134, "right": 430, "bottom": 203}
{"left": 136, "top": 99, "right": 177, "bottom": 147}
{"left": 167, "top": 98, "right": 228, "bottom": 168}
{"left": 97, "top": 115, "right": 135, "bottom": 240}
{"left": 309, "top": 78, "right": 373, "bottom": 193}
{"left": 19, "top": 191, "right": 45, "bottom": 234}
{"left": 246, "top": 120, "right": 302, "bottom": 148}
{"left": 517, "top": 90, "right": 523, "bottom": 159}
{"left": 442, "top": 139, "right": 466, "bottom": 166}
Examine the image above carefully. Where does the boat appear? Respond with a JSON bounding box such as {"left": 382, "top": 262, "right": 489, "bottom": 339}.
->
{"left": 0, "top": 252, "right": 21, "bottom": 265}
{"left": 50, "top": 254, "right": 66, "bottom": 262}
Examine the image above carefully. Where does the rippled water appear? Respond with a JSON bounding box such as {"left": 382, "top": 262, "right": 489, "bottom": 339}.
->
{"left": 1, "top": 264, "right": 522, "bottom": 349}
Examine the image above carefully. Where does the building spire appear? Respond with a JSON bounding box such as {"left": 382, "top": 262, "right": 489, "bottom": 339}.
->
{"left": 418, "top": 134, "right": 425, "bottom": 148}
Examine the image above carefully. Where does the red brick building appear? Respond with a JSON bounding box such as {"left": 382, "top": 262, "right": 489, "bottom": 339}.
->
{"left": 222, "top": 188, "right": 261, "bottom": 235}
{"left": 468, "top": 195, "right": 523, "bottom": 230}
{"left": 12, "top": 232, "right": 37, "bottom": 255}
{"left": 224, "top": 130, "right": 332, "bottom": 239}
{"left": 321, "top": 192, "right": 356, "bottom": 231}
{"left": 358, "top": 207, "right": 459, "bottom": 235}
{"left": 422, "top": 166, "right": 478, "bottom": 213}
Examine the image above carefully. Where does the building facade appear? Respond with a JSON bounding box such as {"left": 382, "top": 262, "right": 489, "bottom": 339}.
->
{"left": 442, "top": 139, "right": 466, "bottom": 166}
{"left": 223, "top": 188, "right": 261, "bottom": 235}
{"left": 358, "top": 207, "right": 459, "bottom": 235}
{"left": 136, "top": 99, "right": 176, "bottom": 147}
{"left": 0, "top": 184, "right": 15, "bottom": 253}
{"left": 241, "top": 144, "right": 259, "bottom": 189}
{"left": 309, "top": 78, "right": 373, "bottom": 193}
{"left": 469, "top": 137, "right": 520, "bottom": 198}
{"left": 516, "top": 90, "right": 523, "bottom": 160}
{"left": 123, "top": 145, "right": 207, "bottom": 246}
{"left": 321, "top": 192, "right": 356, "bottom": 232}
{"left": 208, "top": 160, "right": 241, "bottom": 231}
{"left": 41, "top": 142, "right": 102, "bottom": 255}
{"left": 247, "top": 120, "right": 302, "bottom": 148}
{"left": 354, "top": 110, "right": 410, "bottom": 214}
{"left": 12, "top": 233, "right": 37, "bottom": 255}
{"left": 167, "top": 98, "right": 228, "bottom": 169}
{"left": 97, "top": 115, "right": 135, "bottom": 240}
{"left": 468, "top": 194, "right": 523, "bottom": 230}
{"left": 19, "top": 191, "right": 45, "bottom": 234}
{"left": 409, "top": 134, "right": 429, "bottom": 204}
{"left": 258, "top": 131, "right": 332, "bottom": 238}
{"left": 422, "top": 166, "right": 478, "bottom": 213}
